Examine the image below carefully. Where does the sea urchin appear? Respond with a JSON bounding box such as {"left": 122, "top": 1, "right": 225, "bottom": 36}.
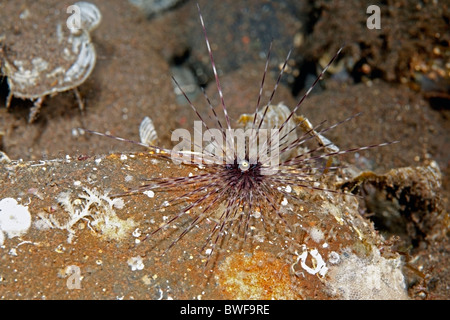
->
{"left": 85, "top": 4, "right": 397, "bottom": 266}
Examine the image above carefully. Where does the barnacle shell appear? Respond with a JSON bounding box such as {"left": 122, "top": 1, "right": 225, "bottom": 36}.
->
{"left": 238, "top": 103, "right": 339, "bottom": 158}
{"left": 239, "top": 103, "right": 298, "bottom": 146}
{"left": 139, "top": 116, "right": 158, "bottom": 145}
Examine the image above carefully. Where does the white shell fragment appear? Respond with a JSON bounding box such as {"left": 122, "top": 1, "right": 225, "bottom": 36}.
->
{"left": 139, "top": 116, "right": 158, "bottom": 145}
{"left": 292, "top": 248, "right": 328, "bottom": 277}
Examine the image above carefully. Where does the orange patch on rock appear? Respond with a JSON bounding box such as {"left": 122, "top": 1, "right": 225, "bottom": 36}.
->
{"left": 217, "top": 250, "right": 298, "bottom": 299}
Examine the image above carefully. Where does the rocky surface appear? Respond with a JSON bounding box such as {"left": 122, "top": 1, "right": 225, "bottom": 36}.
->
{"left": 0, "top": 0, "right": 448, "bottom": 299}
{"left": 0, "top": 152, "right": 416, "bottom": 299}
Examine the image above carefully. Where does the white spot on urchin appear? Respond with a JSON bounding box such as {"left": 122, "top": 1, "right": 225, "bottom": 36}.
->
{"left": 0, "top": 198, "right": 32, "bottom": 243}
{"left": 143, "top": 190, "right": 155, "bottom": 198}
{"left": 285, "top": 185, "right": 292, "bottom": 193}
{"left": 73, "top": 180, "right": 81, "bottom": 186}
{"left": 120, "top": 154, "right": 127, "bottom": 161}
{"left": 127, "top": 256, "right": 144, "bottom": 271}
{"left": 281, "top": 197, "right": 288, "bottom": 206}
{"left": 125, "top": 175, "right": 133, "bottom": 182}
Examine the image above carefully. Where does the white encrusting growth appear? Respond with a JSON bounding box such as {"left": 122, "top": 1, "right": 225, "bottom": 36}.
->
{"left": 143, "top": 190, "right": 155, "bottom": 198}
{"left": 326, "top": 248, "right": 408, "bottom": 299}
{"left": 309, "top": 227, "right": 325, "bottom": 243}
{"left": 0, "top": 198, "right": 32, "bottom": 245}
{"left": 37, "top": 187, "right": 134, "bottom": 243}
{"left": 127, "top": 256, "right": 145, "bottom": 271}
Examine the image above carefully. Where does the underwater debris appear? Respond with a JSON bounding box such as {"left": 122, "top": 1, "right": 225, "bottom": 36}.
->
{"left": 0, "top": 1, "right": 101, "bottom": 122}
